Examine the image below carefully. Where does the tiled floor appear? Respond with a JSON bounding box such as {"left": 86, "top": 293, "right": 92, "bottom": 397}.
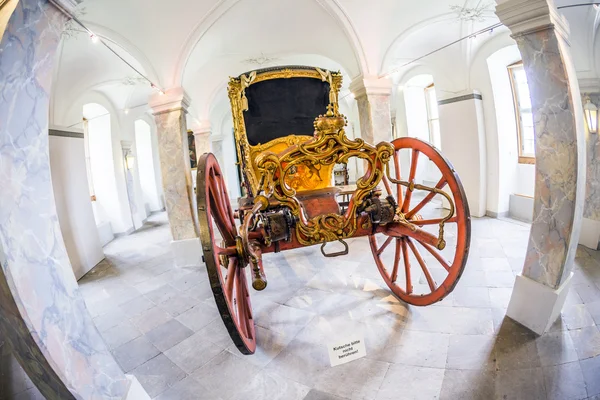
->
{"left": 3, "top": 211, "right": 600, "bottom": 399}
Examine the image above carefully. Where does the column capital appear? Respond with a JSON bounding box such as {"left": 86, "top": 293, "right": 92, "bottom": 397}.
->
{"left": 189, "top": 120, "right": 211, "bottom": 136}
{"left": 495, "top": 0, "right": 570, "bottom": 42}
{"left": 349, "top": 75, "right": 393, "bottom": 98}
{"left": 149, "top": 87, "right": 191, "bottom": 115}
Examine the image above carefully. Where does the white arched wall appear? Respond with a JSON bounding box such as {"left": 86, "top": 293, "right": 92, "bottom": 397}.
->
{"left": 55, "top": 91, "right": 141, "bottom": 234}
{"left": 469, "top": 32, "right": 536, "bottom": 217}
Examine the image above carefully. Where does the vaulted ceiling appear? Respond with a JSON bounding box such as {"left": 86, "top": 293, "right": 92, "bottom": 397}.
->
{"left": 50, "top": 0, "right": 600, "bottom": 127}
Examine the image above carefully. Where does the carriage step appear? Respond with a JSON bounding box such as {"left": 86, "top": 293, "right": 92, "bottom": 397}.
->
{"left": 320, "top": 239, "right": 349, "bottom": 258}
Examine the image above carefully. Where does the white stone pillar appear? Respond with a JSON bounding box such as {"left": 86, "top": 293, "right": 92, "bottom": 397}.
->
{"left": 349, "top": 75, "right": 393, "bottom": 144}
{"left": 149, "top": 88, "right": 202, "bottom": 267}
{"left": 437, "top": 91, "right": 487, "bottom": 217}
{"left": 496, "top": 0, "right": 586, "bottom": 335}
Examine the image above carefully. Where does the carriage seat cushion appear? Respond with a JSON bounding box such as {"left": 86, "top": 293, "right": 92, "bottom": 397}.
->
{"left": 296, "top": 187, "right": 341, "bottom": 219}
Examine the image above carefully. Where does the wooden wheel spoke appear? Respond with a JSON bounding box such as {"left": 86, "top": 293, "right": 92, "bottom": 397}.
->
{"left": 418, "top": 241, "right": 452, "bottom": 272}
{"left": 405, "top": 178, "right": 447, "bottom": 219}
{"left": 393, "top": 151, "right": 403, "bottom": 205}
{"left": 383, "top": 175, "right": 393, "bottom": 197}
{"left": 391, "top": 238, "right": 401, "bottom": 282}
{"left": 407, "top": 238, "right": 437, "bottom": 292}
{"left": 377, "top": 236, "right": 394, "bottom": 256}
{"left": 224, "top": 258, "right": 237, "bottom": 301}
{"left": 235, "top": 267, "right": 249, "bottom": 337}
{"left": 401, "top": 149, "right": 420, "bottom": 213}
{"left": 401, "top": 238, "right": 413, "bottom": 294}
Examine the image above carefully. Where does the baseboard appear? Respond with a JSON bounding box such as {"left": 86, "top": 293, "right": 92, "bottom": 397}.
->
{"left": 114, "top": 227, "right": 135, "bottom": 238}
{"left": 485, "top": 210, "right": 509, "bottom": 218}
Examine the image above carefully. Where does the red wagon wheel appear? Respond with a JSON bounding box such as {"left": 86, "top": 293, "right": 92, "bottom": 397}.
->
{"left": 369, "top": 137, "right": 471, "bottom": 306}
{"left": 197, "top": 153, "right": 256, "bottom": 354}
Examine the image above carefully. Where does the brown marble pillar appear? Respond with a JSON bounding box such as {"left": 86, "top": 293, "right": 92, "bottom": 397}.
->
{"left": 496, "top": 0, "right": 586, "bottom": 334}
{"left": 149, "top": 88, "right": 202, "bottom": 267}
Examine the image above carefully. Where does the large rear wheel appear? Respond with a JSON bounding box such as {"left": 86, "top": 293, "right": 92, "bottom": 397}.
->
{"left": 197, "top": 153, "right": 256, "bottom": 354}
{"left": 369, "top": 138, "right": 471, "bottom": 306}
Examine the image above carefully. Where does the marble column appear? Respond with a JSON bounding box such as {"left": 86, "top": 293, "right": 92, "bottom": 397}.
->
{"left": 496, "top": 0, "right": 586, "bottom": 334}
{"left": 190, "top": 121, "right": 212, "bottom": 161}
{"left": 149, "top": 88, "right": 202, "bottom": 267}
{"left": 0, "top": 0, "right": 148, "bottom": 398}
{"left": 349, "top": 75, "right": 393, "bottom": 145}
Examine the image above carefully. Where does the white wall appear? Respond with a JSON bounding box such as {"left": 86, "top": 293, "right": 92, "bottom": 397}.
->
{"left": 49, "top": 130, "right": 104, "bottom": 280}
{"left": 135, "top": 119, "right": 163, "bottom": 213}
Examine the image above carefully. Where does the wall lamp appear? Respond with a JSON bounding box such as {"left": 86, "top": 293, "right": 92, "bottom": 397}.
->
{"left": 584, "top": 96, "right": 598, "bottom": 134}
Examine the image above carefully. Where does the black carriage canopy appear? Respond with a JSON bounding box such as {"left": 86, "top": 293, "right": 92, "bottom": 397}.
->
{"left": 242, "top": 69, "right": 331, "bottom": 146}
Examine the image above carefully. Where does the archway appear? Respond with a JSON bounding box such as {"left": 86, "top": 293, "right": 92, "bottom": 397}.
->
{"left": 135, "top": 119, "right": 164, "bottom": 214}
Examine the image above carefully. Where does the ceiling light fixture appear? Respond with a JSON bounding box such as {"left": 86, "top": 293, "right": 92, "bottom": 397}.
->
{"left": 89, "top": 33, "right": 99, "bottom": 44}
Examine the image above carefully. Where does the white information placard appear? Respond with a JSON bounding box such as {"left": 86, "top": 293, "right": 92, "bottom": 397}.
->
{"left": 327, "top": 335, "right": 366, "bottom": 367}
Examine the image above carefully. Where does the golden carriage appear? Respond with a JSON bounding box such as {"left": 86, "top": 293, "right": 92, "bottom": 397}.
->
{"left": 196, "top": 66, "right": 470, "bottom": 354}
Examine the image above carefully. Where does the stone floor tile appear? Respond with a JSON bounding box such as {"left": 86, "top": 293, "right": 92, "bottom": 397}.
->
{"left": 570, "top": 326, "right": 600, "bottom": 360}
{"left": 376, "top": 330, "right": 449, "bottom": 368}
{"left": 574, "top": 283, "right": 600, "bottom": 304}
{"left": 170, "top": 270, "right": 208, "bottom": 292}
{"left": 196, "top": 318, "right": 236, "bottom": 348}
{"left": 581, "top": 356, "right": 600, "bottom": 397}
{"left": 480, "top": 257, "right": 512, "bottom": 271}
{"left": 314, "top": 357, "right": 389, "bottom": 400}
{"left": 446, "top": 334, "right": 496, "bottom": 370}
{"left": 302, "top": 389, "right": 348, "bottom": 400}
{"left": 451, "top": 307, "right": 495, "bottom": 335}
{"left": 144, "top": 319, "right": 194, "bottom": 352}
{"left": 130, "top": 306, "right": 173, "bottom": 334}
{"left": 495, "top": 327, "right": 541, "bottom": 370}
{"left": 230, "top": 370, "right": 311, "bottom": 400}
{"left": 484, "top": 270, "right": 516, "bottom": 288}
{"left": 145, "top": 284, "right": 179, "bottom": 305}
{"left": 131, "top": 354, "right": 186, "bottom": 398}
{"left": 101, "top": 321, "right": 141, "bottom": 349}
{"left": 563, "top": 304, "right": 596, "bottom": 330}
{"left": 154, "top": 376, "right": 222, "bottom": 400}
{"left": 183, "top": 281, "right": 214, "bottom": 303}
{"left": 439, "top": 369, "right": 496, "bottom": 400}
{"left": 158, "top": 293, "right": 199, "bottom": 317}
{"left": 376, "top": 364, "right": 444, "bottom": 400}
{"left": 175, "top": 303, "right": 220, "bottom": 332}
{"left": 542, "top": 361, "right": 587, "bottom": 400}
{"left": 93, "top": 307, "right": 128, "bottom": 332}
{"left": 164, "top": 331, "right": 224, "bottom": 374}
{"left": 112, "top": 336, "right": 160, "bottom": 372}
{"left": 452, "top": 286, "right": 491, "bottom": 308}
{"left": 228, "top": 325, "right": 292, "bottom": 368}
{"left": 536, "top": 331, "right": 580, "bottom": 367}
{"left": 255, "top": 303, "right": 316, "bottom": 340}
{"left": 120, "top": 295, "right": 155, "bottom": 318}
{"left": 489, "top": 288, "right": 513, "bottom": 309}
{"left": 110, "top": 286, "right": 142, "bottom": 306}
{"left": 586, "top": 301, "right": 600, "bottom": 325}
{"left": 264, "top": 337, "right": 332, "bottom": 387}
{"left": 495, "top": 367, "right": 546, "bottom": 400}
{"left": 191, "top": 350, "right": 262, "bottom": 400}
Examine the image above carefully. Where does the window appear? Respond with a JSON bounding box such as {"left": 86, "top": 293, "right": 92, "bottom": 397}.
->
{"left": 425, "top": 84, "right": 441, "bottom": 148}
{"left": 508, "top": 61, "right": 535, "bottom": 164}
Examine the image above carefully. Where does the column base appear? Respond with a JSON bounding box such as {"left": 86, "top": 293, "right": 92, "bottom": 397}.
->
{"left": 171, "top": 237, "right": 203, "bottom": 267}
{"left": 506, "top": 272, "right": 573, "bottom": 335}
{"left": 124, "top": 375, "right": 150, "bottom": 400}
{"left": 579, "top": 217, "right": 600, "bottom": 250}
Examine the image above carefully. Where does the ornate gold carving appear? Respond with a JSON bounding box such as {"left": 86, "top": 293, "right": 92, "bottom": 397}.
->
{"left": 254, "top": 105, "right": 395, "bottom": 246}
{"left": 228, "top": 67, "right": 343, "bottom": 195}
